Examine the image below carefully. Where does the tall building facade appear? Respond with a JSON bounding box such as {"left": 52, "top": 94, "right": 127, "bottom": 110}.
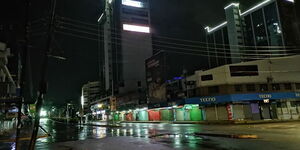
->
{"left": 100, "top": 0, "right": 152, "bottom": 97}
{"left": 81, "top": 81, "right": 101, "bottom": 114}
{"left": 145, "top": 51, "right": 208, "bottom": 108}
{"left": 205, "top": 0, "right": 300, "bottom": 68}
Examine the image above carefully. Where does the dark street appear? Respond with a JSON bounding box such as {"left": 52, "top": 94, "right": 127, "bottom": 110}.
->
{"left": 2, "top": 119, "right": 300, "bottom": 150}
{"left": 1, "top": 0, "right": 300, "bottom": 149}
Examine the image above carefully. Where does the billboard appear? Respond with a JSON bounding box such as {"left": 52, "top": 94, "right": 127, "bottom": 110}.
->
{"left": 146, "top": 52, "right": 167, "bottom": 103}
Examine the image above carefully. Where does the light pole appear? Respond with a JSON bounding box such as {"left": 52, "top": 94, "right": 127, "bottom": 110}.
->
{"left": 66, "top": 103, "right": 72, "bottom": 123}
{"left": 80, "top": 95, "right": 84, "bottom": 124}
{"left": 98, "top": 0, "right": 114, "bottom": 125}
{"left": 29, "top": 0, "right": 56, "bottom": 149}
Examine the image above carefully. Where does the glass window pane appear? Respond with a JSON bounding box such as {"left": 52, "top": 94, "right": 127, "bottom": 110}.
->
{"left": 251, "top": 9, "right": 269, "bottom": 58}
{"left": 252, "top": 9, "right": 268, "bottom": 46}
{"left": 264, "top": 2, "right": 283, "bottom": 47}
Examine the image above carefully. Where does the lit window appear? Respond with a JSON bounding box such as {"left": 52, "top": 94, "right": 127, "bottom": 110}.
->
{"left": 122, "top": 0, "right": 143, "bottom": 8}
{"left": 123, "top": 24, "right": 150, "bottom": 33}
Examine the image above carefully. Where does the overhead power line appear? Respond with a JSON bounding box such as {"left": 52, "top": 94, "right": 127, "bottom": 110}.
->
{"left": 56, "top": 15, "right": 298, "bottom": 49}
{"left": 56, "top": 19, "right": 299, "bottom": 54}
{"left": 57, "top": 22, "right": 295, "bottom": 53}
{"left": 55, "top": 24, "right": 298, "bottom": 57}
{"left": 56, "top": 23, "right": 299, "bottom": 55}
{"left": 54, "top": 30, "right": 294, "bottom": 60}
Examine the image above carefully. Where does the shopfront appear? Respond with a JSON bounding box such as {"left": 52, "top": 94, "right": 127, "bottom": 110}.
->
{"left": 125, "top": 112, "right": 134, "bottom": 121}
{"left": 186, "top": 92, "right": 300, "bottom": 121}
{"left": 160, "top": 109, "right": 173, "bottom": 121}
{"left": 134, "top": 108, "right": 149, "bottom": 121}
{"left": 148, "top": 109, "right": 161, "bottom": 121}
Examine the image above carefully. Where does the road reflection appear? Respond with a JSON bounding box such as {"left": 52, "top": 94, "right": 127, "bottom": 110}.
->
{"left": 0, "top": 120, "right": 215, "bottom": 150}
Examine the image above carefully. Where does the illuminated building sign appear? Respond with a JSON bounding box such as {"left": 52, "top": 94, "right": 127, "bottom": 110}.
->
{"left": 123, "top": 24, "right": 150, "bottom": 33}
{"left": 259, "top": 94, "right": 272, "bottom": 99}
{"left": 122, "top": 0, "right": 144, "bottom": 8}
{"left": 286, "top": 0, "right": 294, "bottom": 3}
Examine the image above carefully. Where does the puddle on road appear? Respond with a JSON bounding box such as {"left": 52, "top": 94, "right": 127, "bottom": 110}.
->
{"left": 146, "top": 133, "right": 230, "bottom": 150}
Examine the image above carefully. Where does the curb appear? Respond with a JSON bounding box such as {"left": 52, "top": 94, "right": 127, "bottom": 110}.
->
{"left": 148, "top": 133, "right": 258, "bottom": 139}
{"left": 120, "top": 119, "right": 300, "bottom": 125}
{"left": 0, "top": 134, "right": 50, "bottom": 143}
{"left": 194, "top": 132, "right": 258, "bottom": 139}
{"left": 82, "top": 123, "right": 122, "bottom": 128}
{"left": 50, "top": 119, "right": 122, "bottom": 128}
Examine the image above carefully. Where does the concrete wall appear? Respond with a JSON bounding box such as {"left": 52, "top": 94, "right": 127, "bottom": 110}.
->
{"left": 225, "top": 5, "right": 242, "bottom": 63}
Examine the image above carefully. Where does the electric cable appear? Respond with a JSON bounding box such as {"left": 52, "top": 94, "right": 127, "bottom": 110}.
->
{"left": 56, "top": 15, "right": 298, "bottom": 49}
{"left": 54, "top": 25, "right": 297, "bottom": 57}
{"left": 54, "top": 30, "right": 295, "bottom": 60}
{"left": 56, "top": 19, "right": 299, "bottom": 53}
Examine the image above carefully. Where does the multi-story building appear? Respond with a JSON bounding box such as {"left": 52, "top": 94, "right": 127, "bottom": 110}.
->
{"left": 186, "top": 55, "right": 300, "bottom": 120}
{"left": 81, "top": 81, "right": 101, "bottom": 115}
{"left": 145, "top": 51, "right": 206, "bottom": 109}
{"left": 109, "top": 55, "right": 300, "bottom": 122}
{"left": 97, "top": 0, "right": 152, "bottom": 111}
{"left": 205, "top": 0, "right": 300, "bottom": 68}
{"left": 99, "top": 0, "right": 152, "bottom": 95}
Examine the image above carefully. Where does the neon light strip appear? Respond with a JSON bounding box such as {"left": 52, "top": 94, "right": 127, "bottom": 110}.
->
{"left": 224, "top": 3, "right": 239, "bottom": 10}
{"left": 241, "top": 0, "right": 272, "bottom": 16}
{"left": 98, "top": 13, "right": 104, "bottom": 23}
{"left": 286, "top": 0, "right": 294, "bottom": 3}
{"left": 205, "top": 22, "right": 227, "bottom": 33}
{"left": 123, "top": 24, "right": 150, "bottom": 33}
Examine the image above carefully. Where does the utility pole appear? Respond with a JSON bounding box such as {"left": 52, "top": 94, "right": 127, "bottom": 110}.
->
{"left": 28, "top": 0, "right": 56, "bottom": 149}
{"left": 15, "top": 0, "right": 30, "bottom": 149}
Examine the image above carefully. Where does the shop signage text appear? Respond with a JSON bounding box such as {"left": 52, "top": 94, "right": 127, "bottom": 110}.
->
{"left": 259, "top": 94, "right": 272, "bottom": 99}
{"left": 200, "top": 97, "right": 216, "bottom": 102}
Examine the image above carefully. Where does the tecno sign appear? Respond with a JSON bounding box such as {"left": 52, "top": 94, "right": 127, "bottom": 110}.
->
{"left": 259, "top": 94, "right": 272, "bottom": 99}
{"left": 200, "top": 97, "right": 216, "bottom": 102}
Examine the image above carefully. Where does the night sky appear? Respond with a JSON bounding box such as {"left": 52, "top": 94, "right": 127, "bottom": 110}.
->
{"left": 3, "top": 0, "right": 261, "bottom": 106}
{"left": 43, "top": 0, "right": 261, "bottom": 106}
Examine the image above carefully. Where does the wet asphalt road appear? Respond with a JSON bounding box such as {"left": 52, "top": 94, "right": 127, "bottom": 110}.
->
{"left": 1, "top": 119, "right": 300, "bottom": 150}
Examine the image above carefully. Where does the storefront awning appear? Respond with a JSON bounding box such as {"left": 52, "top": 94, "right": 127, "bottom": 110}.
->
{"left": 185, "top": 92, "right": 300, "bottom": 105}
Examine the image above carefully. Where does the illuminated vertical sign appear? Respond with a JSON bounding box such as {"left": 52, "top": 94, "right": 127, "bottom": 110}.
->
{"left": 122, "top": 0, "right": 143, "bottom": 8}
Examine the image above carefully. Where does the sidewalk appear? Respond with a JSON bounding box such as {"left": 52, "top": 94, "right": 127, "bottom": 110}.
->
{"left": 85, "top": 121, "right": 122, "bottom": 128}
{"left": 50, "top": 118, "right": 122, "bottom": 128}
{"left": 0, "top": 120, "right": 17, "bottom": 136}
{"left": 120, "top": 119, "right": 300, "bottom": 125}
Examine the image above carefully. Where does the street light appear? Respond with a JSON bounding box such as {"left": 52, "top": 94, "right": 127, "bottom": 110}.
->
{"left": 40, "top": 109, "right": 47, "bottom": 117}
